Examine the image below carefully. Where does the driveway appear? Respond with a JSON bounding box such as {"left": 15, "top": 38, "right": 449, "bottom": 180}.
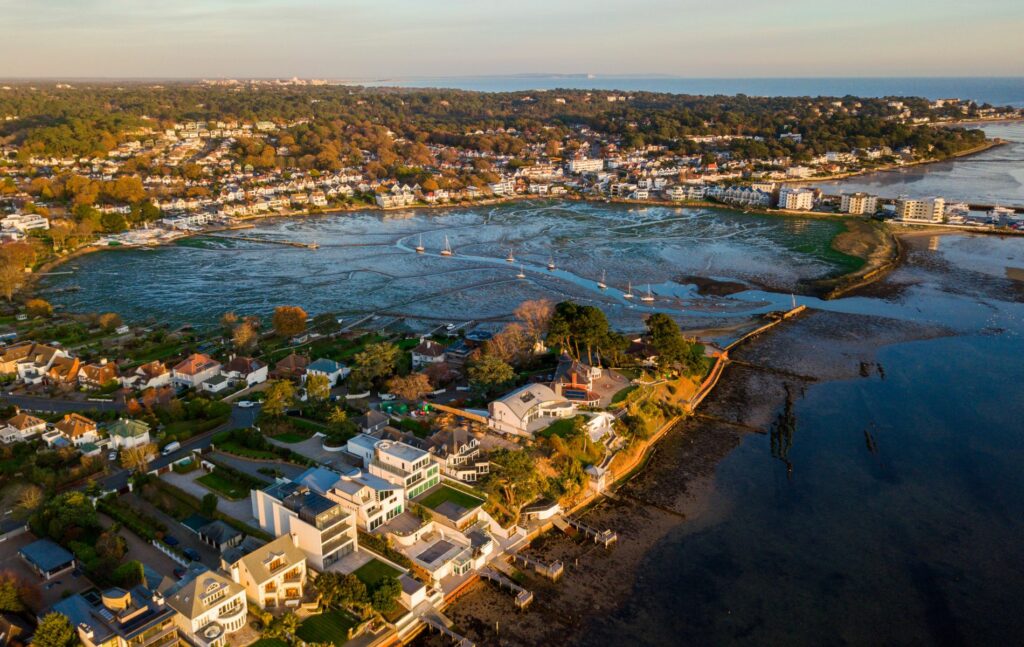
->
{"left": 266, "top": 435, "right": 358, "bottom": 470}
{"left": 98, "top": 512, "right": 180, "bottom": 575}
{"left": 208, "top": 450, "right": 307, "bottom": 481}
{"left": 122, "top": 492, "right": 220, "bottom": 568}
{"left": 161, "top": 469, "right": 257, "bottom": 526}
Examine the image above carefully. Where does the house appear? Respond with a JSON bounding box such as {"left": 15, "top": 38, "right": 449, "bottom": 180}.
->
{"left": 1, "top": 343, "right": 67, "bottom": 383}
{"left": 123, "top": 361, "right": 171, "bottom": 390}
{"left": 50, "top": 586, "right": 180, "bottom": 647}
{"left": 551, "top": 356, "right": 603, "bottom": 405}
{"left": 346, "top": 437, "right": 441, "bottom": 500}
{"left": 0, "top": 410, "right": 46, "bottom": 443}
{"left": 306, "top": 358, "right": 349, "bottom": 386}
{"left": 425, "top": 428, "right": 489, "bottom": 483}
{"left": 273, "top": 353, "right": 309, "bottom": 382}
{"left": 161, "top": 564, "right": 247, "bottom": 647}
{"left": 19, "top": 538, "right": 76, "bottom": 580}
{"left": 54, "top": 412, "right": 99, "bottom": 446}
{"left": 251, "top": 482, "right": 358, "bottom": 570}
{"left": 222, "top": 356, "right": 268, "bottom": 387}
{"left": 354, "top": 410, "right": 389, "bottom": 435}
{"left": 227, "top": 534, "right": 308, "bottom": 609}
{"left": 46, "top": 356, "right": 81, "bottom": 387}
{"left": 78, "top": 359, "right": 119, "bottom": 390}
{"left": 106, "top": 418, "right": 151, "bottom": 449}
{"left": 196, "top": 520, "right": 243, "bottom": 552}
{"left": 326, "top": 468, "right": 406, "bottom": 532}
{"left": 488, "top": 383, "right": 575, "bottom": 437}
{"left": 171, "top": 354, "right": 222, "bottom": 389}
{"left": 411, "top": 339, "right": 446, "bottom": 369}
{"left": 201, "top": 374, "right": 231, "bottom": 394}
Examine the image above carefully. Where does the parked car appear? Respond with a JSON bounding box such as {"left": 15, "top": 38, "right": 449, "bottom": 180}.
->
{"left": 379, "top": 393, "right": 397, "bottom": 401}
{"left": 237, "top": 400, "right": 256, "bottom": 408}
{"left": 107, "top": 452, "right": 117, "bottom": 461}
{"left": 163, "top": 535, "right": 179, "bottom": 546}
{"left": 161, "top": 441, "right": 181, "bottom": 455}
{"left": 182, "top": 548, "right": 201, "bottom": 562}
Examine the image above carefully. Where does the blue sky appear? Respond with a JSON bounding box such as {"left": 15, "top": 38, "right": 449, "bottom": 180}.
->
{"left": 2, "top": 0, "right": 1022, "bottom": 78}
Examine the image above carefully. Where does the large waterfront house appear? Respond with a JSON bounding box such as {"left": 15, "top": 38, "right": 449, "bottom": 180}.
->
{"left": 160, "top": 564, "right": 247, "bottom": 647}
{"left": 171, "top": 354, "right": 222, "bottom": 389}
{"left": 251, "top": 482, "right": 358, "bottom": 571}
{"left": 50, "top": 586, "right": 181, "bottom": 647}
{"left": 346, "top": 435, "right": 441, "bottom": 500}
{"left": 488, "top": 383, "right": 575, "bottom": 436}
{"left": 226, "top": 533, "right": 308, "bottom": 609}
{"left": 425, "top": 428, "right": 489, "bottom": 483}
{"left": 78, "top": 359, "right": 119, "bottom": 389}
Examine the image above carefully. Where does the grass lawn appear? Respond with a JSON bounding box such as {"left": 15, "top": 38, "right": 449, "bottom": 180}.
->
{"left": 215, "top": 440, "right": 279, "bottom": 460}
{"left": 296, "top": 609, "right": 359, "bottom": 646}
{"left": 196, "top": 471, "right": 250, "bottom": 500}
{"left": 353, "top": 558, "right": 402, "bottom": 588}
{"left": 610, "top": 385, "right": 638, "bottom": 405}
{"left": 247, "top": 640, "right": 289, "bottom": 647}
{"left": 536, "top": 416, "right": 580, "bottom": 439}
{"left": 417, "top": 483, "right": 485, "bottom": 512}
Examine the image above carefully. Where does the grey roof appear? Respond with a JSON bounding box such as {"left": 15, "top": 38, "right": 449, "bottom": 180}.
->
{"left": 19, "top": 538, "right": 74, "bottom": 572}
{"left": 493, "top": 383, "right": 564, "bottom": 419}
{"left": 308, "top": 358, "right": 344, "bottom": 373}
{"left": 293, "top": 466, "right": 343, "bottom": 494}
{"left": 377, "top": 440, "right": 428, "bottom": 463}
{"left": 198, "top": 520, "right": 241, "bottom": 546}
{"left": 161, "top": 564, "right": 243, "bottom": 620}
{"left": 222, "top": 536, "right": 266, "bottom": 567}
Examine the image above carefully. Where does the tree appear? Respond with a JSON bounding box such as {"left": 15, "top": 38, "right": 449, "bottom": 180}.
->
{"left": 306, "top": 373, "right": 331, "bottom": 402}
{"left": 0, "top": 242, "right": 36, "bottom": 301}
{"left": 15, "top": 484, "right": 44, "bottom": 518}
{"left": 480, "top": 448, "right": 543, "bottom": 525}
{"left": 467, "top": 355, "right": 515, "bottom": 395}
{"left": 200, "top": 493, "right": 219, "bottom": 516}
{"left": 48, "top": 219, "right": 74, "bottom": 250}
{"left": 120, "top": 443, "right": 156, "bottom": 472}
{"left": 25, "top": 298, "right": 53, "bottom": 318}
{"left": 232, "top": 321, "right": 258, "bottom": 353}
{"left": 0, "top": 572, "right": 26, "bottom": 612}
{"left": 351, "top": 342, "right": 400, "bottom": 388}
{"left": 112, "top": 560, "right": 145, "bottom": 588}
{"left": 272, "top": 305, "right": 307, "bottom": 337}
{"left": 220, "top": 311, "right": 238, "bottom": 331}
{"left": 645, "top": 313, "right": 706, "bottom": 375}
{"left": 262, "top": 380, "right": 294, "bottom": 418}
{"left": 485, "top": 323, "right": 527, "bottom": 364}
{"left": 95, "top": 529, "right": 127, "bottom": 562}
{"left": 327, "top": 406, "right": 348, "bottom": 429}
{"left": 547, "top": 301, "right": 621, "bottom": 361}
{"left": 33, "top": 613, "right": 77, "bottom": 647}
{"left": 385, "top": 373, "right": 432, "bottom": 402}
{"left": 99, "top": 312, "right": 123, "bottom": 331}
{"left": 315, "top": 572, "right": 367, "bottom": 609}
{"left": 370, "top": 576, "right": 401, "bottom": 614}
{"left": 515, "top": 299, "right": 554, "bottom": 350}
{"left": 30, "top": 491, "right": 99, "bottom": 543}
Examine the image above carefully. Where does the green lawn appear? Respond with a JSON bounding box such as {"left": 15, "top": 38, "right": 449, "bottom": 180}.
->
{"left": 610, "top": 385, "right": 638, "bottom": 405}
{"left": 296, "top": 609, "right": 359, "bottom": 646}
{"left": 270, "top": 432, "right": 308, "bottom": 443}
{"left": 196, "top": 471, "right": 250, "bottom": 500}
{"left": 247, "top": 639, "right": 288, "bottom": 647}
{"left": 417, "top": 483, "right": 485, "bottom": 512}
{"left": 353, "top": 558, "right": 402, "bottom": 588}
{"left": 536, "top": 416, "right": 580, "bottom": 439}
{"left": 215, "top": 440, "right": 279, "bottom": 460}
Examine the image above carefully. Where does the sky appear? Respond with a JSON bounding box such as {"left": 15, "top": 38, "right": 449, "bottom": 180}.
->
{"left": 2, "top": 0, "right": 1023, "bottom": 79}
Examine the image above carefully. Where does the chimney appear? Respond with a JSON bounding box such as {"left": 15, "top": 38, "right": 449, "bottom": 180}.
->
{"left": 99, "top": 358, "right": 108, "bottom": 366}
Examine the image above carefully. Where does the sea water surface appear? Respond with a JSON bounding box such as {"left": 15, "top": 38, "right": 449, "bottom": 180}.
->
{"left": 812, "top": 121, "right": 1024, "bottom": 207}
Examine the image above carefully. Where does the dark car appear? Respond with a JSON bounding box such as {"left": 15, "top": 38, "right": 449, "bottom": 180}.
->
{"left": 173, "top": 567, "right": 186, "bottom": 579}
{"left": 164, "top": 535, "right": 179, "bottom": 546}
{"left": 182, "top": 548, "right": 201, "bottom": 562}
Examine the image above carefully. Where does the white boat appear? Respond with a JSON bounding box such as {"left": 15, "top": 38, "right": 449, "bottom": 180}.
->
{"left": 598, "top": 270, "right": 607, "bottom": 290}
{"left": 547, "top": 256, "right": 556, "bottom": 271}
{"left": 641, "top": 284, "right": 655, "bottom": 302}
{"left": 440, "top": 235, "right": 453, "bottom": 256}
{"left": 516, "top": 265, "right": 526, "bottom": 279}
{"left": 506, "top": 248, "right": 515, "bottom": 262}
{"left": 415, "top": 235, "right": 425, "bottom": 253}
{"left": 624, "top": 282, "right": 634, "bottom": 299}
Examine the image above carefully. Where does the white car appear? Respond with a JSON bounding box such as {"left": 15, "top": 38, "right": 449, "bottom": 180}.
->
{"left": 237, "top": 400, "right": 257, "bottom": 408}
{"left": 445, "top": 323, "right": 456, "bottom": 331}
{"left": 108, "top": 452, "right": 117, "bottom": 462}
{"left": 379, "top": 393, "right": 397, "bottom": 401}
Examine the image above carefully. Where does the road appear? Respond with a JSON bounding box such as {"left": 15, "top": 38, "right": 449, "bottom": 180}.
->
{"left": 0, "top": 393, "right": 126, "bottom": 413}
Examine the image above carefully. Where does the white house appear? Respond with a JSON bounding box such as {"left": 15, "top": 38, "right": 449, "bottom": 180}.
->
{"left": 488, "top": 383, "right": 576, "bottom": 437}
{"left": 161, "top": 565, "right": 247, "bottom": 647}
{"left": 251, "top": 482, "right": 358, "bottom": 571}
{"left": 410, "top": 339, "right": 446, "bottom": 370}
{"left": 346, "top": 436, "right": 441, "bottom": 500}
{"left": 171, "top": 353, "right": 222, "bottom": 388}
{"left": 0, "top": 411, "right": 47, "bottom": 444}
{"left": 223, "top": 356, "right": 268, "bottom": 387}
{"left": 226, "top": 534, "right": 308, "bottom": 610}
{"left": 306, "top": 358, "right": 349, "bottom": 386}
{"left": 106, "top": 418, "right": 151, "bottom": 449}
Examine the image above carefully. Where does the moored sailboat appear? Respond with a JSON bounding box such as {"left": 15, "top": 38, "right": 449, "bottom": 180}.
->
{"left": 440, "top": 235, "right": 453, "bottom": 256}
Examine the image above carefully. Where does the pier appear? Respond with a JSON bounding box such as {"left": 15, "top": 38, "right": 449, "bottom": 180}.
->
{"left": 508, "top": 551, "right": 564, "bottom": 581}
{"left": 421, "top": 615, "right": 475, "bottom": 647}
{"left": 205, "top": 233, "right": 319, "bottom": 248}
{"left": 480, "top": 567, "right": 534, "bottom": 609}
{"left": 555, "top": 516, "right": 618, "bottom": 548}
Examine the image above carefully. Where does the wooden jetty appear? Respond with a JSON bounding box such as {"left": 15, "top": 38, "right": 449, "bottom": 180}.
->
{"left": 508, "top": 552, "right": 564, "bottom": 581}
{"left": 421, "top": 615, "right": 475, "bottom": 647}
{"left": 480, "top": 567, "right": 534, "bottom": 609}
{"left": 555, "top": 516, "right": 618, "bottom": 548}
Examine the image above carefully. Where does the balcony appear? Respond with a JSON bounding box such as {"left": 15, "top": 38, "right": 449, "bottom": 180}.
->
{"left": 218, "top": 603, "right": 245, "bottom": 622}
{"left": 283, "top": 571, "right": 303, "bottom": 583}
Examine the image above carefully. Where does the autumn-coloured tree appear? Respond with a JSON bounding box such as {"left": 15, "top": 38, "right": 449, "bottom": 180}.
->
{"left": 385, "top": 373, "right": 433, "bottom": 402}
{"left": 263, "top": 380, "right": 295, "bottom": 418}
{"left": 272, "top": 305, "right": 307, "bottom": 337}
{"left": 232, "top": 321, "right": 258, "bottom": 353}
{"left": 25, "top": 298, "right": 53, "bottom": 318}
{"left": 120, "top": 443, "right": 157, "bottom": 472}
{"left": 49, "top": 219, "right": 74, "bottom": 250}
{"left": 486, "top": 322, "right": 527, "bottom": 365}
{"left": 514, "top": 299, "right": 554, "bottom": 349}
{"left": 220, "top": 311, "right": 238, "bottom": 331}
{"left": 306, "top": 373, "right": 331, "bottom": 401}
{"left": 15, "top": 484, "right": 44, "bottom": 518}
{"left": 99, "top": 312, "right": 123, "bottom": 331}
{"left": 0, "top": 242, "right": 36, "bottom": 301}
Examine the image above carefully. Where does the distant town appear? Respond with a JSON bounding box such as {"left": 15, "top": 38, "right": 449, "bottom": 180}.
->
{"left": 0, "top": 81, "right": 1021, "bottom": 647}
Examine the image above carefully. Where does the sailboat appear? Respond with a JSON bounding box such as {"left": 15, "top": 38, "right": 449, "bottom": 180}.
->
{"left": 624, "top": 282, "right": 634, "bottom": 299}
{"left": 415, "top": 235, "right": 425, "bottom": 253}
{"left": 309, "top": 241, "right": 319, "bottom": 250}
{"left": 440, "top": 235, "right": 453, "bottom": 256}
{"left": 547, "top": 256, "right": 556, "bottom": 271}
{"left": 506, "top": 248, "right": 515, "bottom": 263}
{"left": 597, "top": 270, "right": 607, "bottom": 290}
{"left": 516, "top": 265, "right": 526, "bottom": 279}
{"left": 641, "top": 284, "right": 655, "bottom": 302}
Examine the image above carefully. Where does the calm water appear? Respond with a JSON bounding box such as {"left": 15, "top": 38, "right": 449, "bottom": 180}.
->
{"left": 813, "top": 121, "right": 1024, "bottom": 207}
{"left": 364, "top": 76, "right": 1024, "bottom": 107}
{"left": 583, "top": 233, "right": 1024, "bottom": 645}
{"left": 41, "top": 202, "right": 858, "bottom": 331}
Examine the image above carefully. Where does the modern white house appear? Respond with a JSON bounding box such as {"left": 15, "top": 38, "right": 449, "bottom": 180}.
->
{"left": 122, "top": 360, "right": 171, "bottom": 390}
{"left": 346, "top": 436, "right": 441, "bottom": 500}
{"left": 327, "top": 469, "right": 406, "bottom": 532}
{"left": 488, "top": 383, "right": 576, "bottom": 437}
{"left": 251, "top": 482, "right": 358, "bottom": 571}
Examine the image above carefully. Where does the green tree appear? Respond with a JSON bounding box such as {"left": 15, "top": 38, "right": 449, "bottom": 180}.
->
{"left": 262, "top": 380, "right": 294, "bottom": 418}
{"left": 481, "top": 448, "right": 543, "bottom": 525}
{"left": 201, "top": 493, "right": 219, "bottom": 516}
{"left": 112, "top": 560, "right": 145, "bottom": 588}
{"left": 33, "top": 613, "right": 78, "bottom": 647}
{"left": 370, "top": 576, "right": 401, "bottom": 614}
{"left": 467, "top": 355, "right": 514, "bottom": 396}
{"left": 645, "top": 313, "right": 706, "bottom": 375}
{"left": 351, "top": 342, "right": 401, "bottom": 389}
{"left": 0, "top": 573, "right": 26, "bottom": 612}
